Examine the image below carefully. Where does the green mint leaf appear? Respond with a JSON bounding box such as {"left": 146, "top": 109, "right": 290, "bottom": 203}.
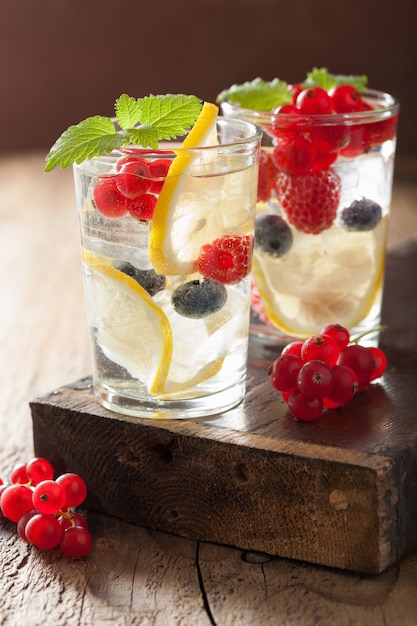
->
{"left": 45, "top": 94, "right": 204, "bottom": 171}
{"left": 216, "top": 77, "right": 292, "bottom": 111}
{"left": 137, "top": 94, "right": 202, "bottom": 140}
{"left": 127, "top": 125, "right": 160, "bottom": 150}
{"left": 115, "top": 94, "right": 142, "bottom": 130}
{"left": 304, "top": 67, "right": 368, "bottom": 91}
{"left": 45, "top": 116, "right": 123, "bottom": 171}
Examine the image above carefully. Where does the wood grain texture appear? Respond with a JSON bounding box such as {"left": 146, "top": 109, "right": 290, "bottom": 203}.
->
{"left": 1, "top": 152, "right": 417, "bottom": 625}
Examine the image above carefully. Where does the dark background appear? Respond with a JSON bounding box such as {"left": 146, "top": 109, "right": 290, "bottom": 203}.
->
{"left": 0, "top": 0, "right": 415, "bottom": 169}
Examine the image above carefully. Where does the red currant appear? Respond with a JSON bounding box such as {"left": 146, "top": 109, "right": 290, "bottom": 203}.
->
{"left": 287, "top": 389, "right": 323, "bottom": 421}
{"left": 25, "top": 513, "right": 62, "bottom": 550}
{"left": 26, "top": 457, "right": 55, "bottom": 485}
{"left": 281, "top": 341, "right": 304, "bottom": 357}
{"left": 369, "top": 346, "right": 387, "bottom": 381}
{"left": 272, "top": 134, "right": 316, "bottom": 174}
{"left": 56, "top": 473, "right": 87, "bottom": 508}
{"left": 324, "top": 364, "right": 358, "bottom": 407}
{"left": 148, "top": 158, "right": 172, "bottom": 193}
{"left": 296, "top": 87, "right": 334, "bottom": 115}
{"left": 320, "top": 324, "right": 350, "bottom": 350}
{"left": 11, "top": 462, "right": 29, "bottom": 485}
{"left": 128, "top": 193, "right": 157, "bottom": 221}
{"left": 116, "top": 160, "right": 152, "bottom": 199}
{"left": 269, "top": 353, "right": 303, "bottom": 392}
{"left": 58, "top": 512, "right": 89, "bottom": 533}
{"left": 297, "top": 360, "right": 334, "bottom": 399}
{"left": 17, "top": 509, "right": 38, "bottom": 542}
{"left": 329, "top": 84, "right": 364, "bottom": 113}
{"left": 32, "top": 480, "right": 66, "bottom": 515}
{"left": 337, "top": 344, "right": 374, "bottom": 390}
{"left": 0, "top": 484, "right": 34, "bottom": 522}
{"left": 93, "top": 177, "right": 129, "bottom": 218}
{"left": 301, "top": 334, "right": 340, "bottom": 366}
{"left": 60, "top": 526, "right": 93, "bottom": 558}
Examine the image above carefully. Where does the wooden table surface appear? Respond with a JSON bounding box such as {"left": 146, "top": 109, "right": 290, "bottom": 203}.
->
{"left": 1, "top": 152, "right": 417, "bottom": 626}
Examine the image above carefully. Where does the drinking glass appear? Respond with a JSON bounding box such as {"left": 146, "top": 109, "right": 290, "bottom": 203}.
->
{"left": 73, "top": 118, "right": 261, "bottom": 418}
{"left": 221, "top": 90, "right": 399, "bottom": 345}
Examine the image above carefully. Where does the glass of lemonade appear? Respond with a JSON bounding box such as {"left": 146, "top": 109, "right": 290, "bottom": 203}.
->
{"left": 220, "top": 77, "right": 399, "bottom": 345}
{"left": 73, "top": 114, "right": 261, "bottom": 419}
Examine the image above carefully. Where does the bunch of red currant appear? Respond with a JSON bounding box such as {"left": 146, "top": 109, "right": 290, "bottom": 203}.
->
{"left": 268, "top": 323, "right": 387, "bottom": 421}
{"left": 0, "top": 457, "right": 92, "bottom": 558}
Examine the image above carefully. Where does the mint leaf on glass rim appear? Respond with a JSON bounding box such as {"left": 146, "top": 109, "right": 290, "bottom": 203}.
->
{"left": 45, "top": 94, "right": 203, "bottom": 171}
{"left": 216, "top": 77, "right": 292, "bottom": 112}
{"left": 137, "top": 94, "right": 203, "bottom": 140}
{"left": 304, "top": 68, "right": 368, "bottom": 91}
{"left": 45, "top": 116, "right": 123, "bottom": 172}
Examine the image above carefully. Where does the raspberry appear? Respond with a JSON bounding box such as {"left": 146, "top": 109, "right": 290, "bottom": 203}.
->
{"left": 274, "top": 168, "right": 341, "bottom": 234}
{"left": 257, "top": 150, "right": 278, "bottom": 202}
{"left": 197, "top": 234, "right": 253, "bottom": 285}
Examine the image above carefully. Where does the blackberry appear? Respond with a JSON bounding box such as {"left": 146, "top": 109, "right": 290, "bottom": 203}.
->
{"left": 172, "top": 279, "right": 227, "bottom": 319}
{"left": 340, "top": 198, "right": 382, "bottom": 231}
{"left": 255, "top": 213, "right": 293, "bottom": 257}
{"left": 115, "top": 262, "right": 166, "bottom": 296}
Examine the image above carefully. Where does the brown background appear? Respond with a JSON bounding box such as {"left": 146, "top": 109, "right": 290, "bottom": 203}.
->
{"left": 0, "top": 0, "right": 416, "bottom": 166}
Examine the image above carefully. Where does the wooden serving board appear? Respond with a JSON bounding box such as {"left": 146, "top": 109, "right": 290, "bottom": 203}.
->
{"left": 30, "top": 243, "right": 417, "bottom": 574}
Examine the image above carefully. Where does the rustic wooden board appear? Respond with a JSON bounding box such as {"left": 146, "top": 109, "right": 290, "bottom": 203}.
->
{"left": 30, "top": 243, "right": 417, "bottom": 575}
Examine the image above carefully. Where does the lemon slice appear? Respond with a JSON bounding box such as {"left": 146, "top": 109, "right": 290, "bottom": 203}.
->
{"left": 84, "top": 256, "right": 173, "bottom": 395}
{"left": 153, "top": 284, "right": 249, "bottom": 398}
{"left": 252, "top": 218, "right": 387, "bottom": 337}
{"left": 149, "top": 102, "right": 256, "bottom": 276}
{"left": 149, "top": 101, "right": 218, "bottom": 275}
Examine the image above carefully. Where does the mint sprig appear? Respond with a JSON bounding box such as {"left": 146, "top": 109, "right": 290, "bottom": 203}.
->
{"left": 216, "top": 78, "right": 292, "bottom": 112}
{"left": 45, "top": 94, "right": 203, "bottom": 171}
{"left": 303, "top": 68, "right": 368, "bottom": 92}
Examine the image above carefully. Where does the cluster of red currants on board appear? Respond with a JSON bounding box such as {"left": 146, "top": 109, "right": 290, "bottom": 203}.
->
{"left": 268, "top": 323, "right": 387, "bottom": 421}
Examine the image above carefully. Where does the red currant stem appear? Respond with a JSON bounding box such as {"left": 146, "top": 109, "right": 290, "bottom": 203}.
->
{"left": 350, "top": 325, "right": 387, "bottom": 344}
{"left": 56, "top": 511, "right": 75, "bottom": 526}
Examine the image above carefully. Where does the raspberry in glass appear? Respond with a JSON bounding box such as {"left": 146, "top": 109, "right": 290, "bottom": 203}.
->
{"left": 197, "top": 234, "right": 253, "bottom": 285}
{"left": 274, "top": 168, "right": 341, "bottom": 235}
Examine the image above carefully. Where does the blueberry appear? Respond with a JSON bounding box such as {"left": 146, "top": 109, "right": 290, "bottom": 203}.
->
{"left": 255, "top": 214, "right": 293, "bottom": 257}
{"left": 340, "top": 198, "right": 382, "bottom": 231}
{"left": 115, "top": 261, "right": 166, "bottom": 296}
{"left": 172, "top": 279, "right": 227, "bottom": 319}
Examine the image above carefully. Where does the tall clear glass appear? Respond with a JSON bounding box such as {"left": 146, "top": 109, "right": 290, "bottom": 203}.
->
{"left": 221, "top": 90, "right": 399, "bottom": 345}
{"left": 73, "top": 119, "right": 262, "bottom": 419}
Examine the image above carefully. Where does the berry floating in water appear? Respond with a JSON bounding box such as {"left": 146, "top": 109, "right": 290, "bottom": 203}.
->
{"left": 171, "top": 278, "right": 227, "bottom": 319}
{"left": 255, "top": 213, "right": 293, "bottom": 257}
{"left": 340, "top": 198, "right": 382, "bottom": 231}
